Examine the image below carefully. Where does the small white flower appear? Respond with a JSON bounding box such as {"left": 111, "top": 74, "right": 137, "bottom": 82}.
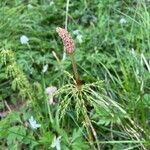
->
{"left": 131, "top": 48, "right": 135, "bottom": 55}
{"left": 119, "top": 18, "right": 127, "bottom": 24}
{"left": 42, "top": 64, "right": 48, "bottom": 73}
{"left": 45, "top": 86, "right": 57, "bottom": 95}
{"left": 51, "top": 136, "right": 61, "bottom": 150}
{"left": 50, "top": 1, "right": 54, "bottom": 6}
{"left": 131, "top": 48, "right": 137, "bottom": 60}
{"left": 45, "top": 86, "right": 57, "bottom": 105}
{"left": 29, "top": 116, "right": 41, "bottom": 129}
{"left": 20, "top": 35, "right": 29, "bottom": 44}
{"left": 27, "top": 4, "right": 33, "bottom": 9}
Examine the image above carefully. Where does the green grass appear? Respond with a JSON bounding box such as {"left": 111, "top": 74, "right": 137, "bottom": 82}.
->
{"left": 0, "top": 0, "right": 150, "bottom": 149}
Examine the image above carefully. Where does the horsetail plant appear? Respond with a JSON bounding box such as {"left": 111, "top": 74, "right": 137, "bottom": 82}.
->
{"left": 55, "top": 27, "right": 146, "bottom": 150}
{"left": 56, "top": 27, "right": 101, "bottom": 149}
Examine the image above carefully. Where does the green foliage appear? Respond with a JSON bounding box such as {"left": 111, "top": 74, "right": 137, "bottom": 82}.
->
{"left": 62, "top": 128, "right": 90, "bottom": 150}
{"left": 0, "top": 0, "right": 150, "bottom": 149}
{"left": 0, "top": 49, "right": 32, "bottom": 99}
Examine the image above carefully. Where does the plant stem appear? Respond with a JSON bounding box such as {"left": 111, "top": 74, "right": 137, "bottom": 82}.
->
{"left": 42, "top": 73, "right": 53, "bottom": 124}
{"left": 79, "top": 92, "right": 100, "bottom": 150}
{"left": 62, "top": 0, "right": 70, "bottom": 61}
{"left": 69, "top": 53, "right": 81, "bottom": 90}
{"left": 65, "top": 0, "right": 70, "bottom": 30}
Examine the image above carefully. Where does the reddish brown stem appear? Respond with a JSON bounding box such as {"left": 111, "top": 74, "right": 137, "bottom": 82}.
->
{"left": 69, "top": 53, "right": 81, "bottom": 90}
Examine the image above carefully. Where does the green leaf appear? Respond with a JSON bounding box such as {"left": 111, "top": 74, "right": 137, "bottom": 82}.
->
{"left": 7, "top": 126, "right": 26, "bottom": 145}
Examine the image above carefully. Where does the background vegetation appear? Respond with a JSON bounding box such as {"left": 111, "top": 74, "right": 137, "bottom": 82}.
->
{"left": 0, "top": 0, "right": 150, "bottom": 149}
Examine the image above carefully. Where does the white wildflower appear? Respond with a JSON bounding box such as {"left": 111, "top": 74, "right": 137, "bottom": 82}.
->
{"left": 51, "top": 136, "right": 61, "bottom": 150}
{"left": 20, "top": 35, "right": 29, "bottom": 44}
{"left": 131, "top": 48, "right": 135, "bottom": 56}
{"left": 29, "top": 116, "right": 41, "bottom": 129}
{"left": 42, "top": 64, "right": 48, "bottom": 73}
{"left": 27, "top": 4, "right": 33, "bottom": 9}
{"left": 45, "top": 86, "right": 57, "bottom": 105}
{"left": 119, "top": 18, "right": 127, "bottom": 24}
{"left": 50, "top": 1, "right": 54, "bottom": 6}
